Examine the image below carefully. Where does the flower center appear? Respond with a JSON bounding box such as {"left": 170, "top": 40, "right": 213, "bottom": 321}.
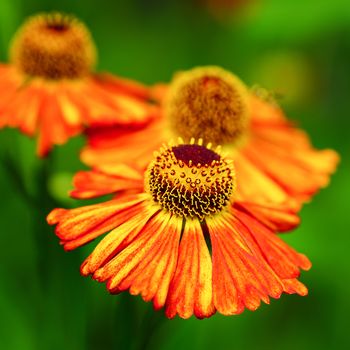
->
{"left": 146, "top": 139, "right": 236, "bottom": 220}
{"left": 165, "top": 66, "right": 250, "bottom": 146}
{"left": 10, "top": 12, "right": 96, "bottom": 80}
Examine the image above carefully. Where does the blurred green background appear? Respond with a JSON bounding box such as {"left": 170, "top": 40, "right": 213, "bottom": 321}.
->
{"left": 0, "top": 0, "right": 349, "bottom": 349}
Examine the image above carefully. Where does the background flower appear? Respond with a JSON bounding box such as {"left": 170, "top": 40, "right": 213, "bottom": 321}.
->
{"left": 0, "top": 12, "right": 157, "bottom": 156}
{"left": 80, "top": 66, "right": 338, "bottom": 209}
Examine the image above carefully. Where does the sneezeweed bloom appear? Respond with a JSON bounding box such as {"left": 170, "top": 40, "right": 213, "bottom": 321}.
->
{"left": 82, "top": 66, "right": 339, "bottom": 208}
{"left": 0, "top": 12, "right": 157, "bottom": 156}
{"left": 48, "top": 139, "right": 311, "bottom": 319}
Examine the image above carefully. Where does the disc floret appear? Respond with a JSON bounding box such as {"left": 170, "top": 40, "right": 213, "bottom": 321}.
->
{"left": 165, "top": 66, "right": 250, "bottom": 147}
{"left": 146, "top": 138, "right": 236, "bottom": 220}
{"left": 10, "top": 12, "right": 96, "bottom": 79}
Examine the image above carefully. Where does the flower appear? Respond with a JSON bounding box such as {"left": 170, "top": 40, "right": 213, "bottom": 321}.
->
{"left": 48, "top": 139, "right": 311, "bottom": 319}
{"left": 0, "top": 12, "right": 157, "bottom": 156}
{"left": 81, "top": 66, "right": 339, "bottom": 208}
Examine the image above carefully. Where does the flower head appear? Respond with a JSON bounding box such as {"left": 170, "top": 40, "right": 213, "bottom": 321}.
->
{"left": 166, "top": 66, "right": 250, "bottom": 146}
{"left": 146, "top": 139, "right": 235, "bottom": 219}
{"left": 48, "top": 139, "right": 310, "bottom": 319}
{"left": 82, "top": 66, "right": 339, "bottom": 207}
{"left": 0, "top": 12, "right": 157, "bottom": 156}
{"left": 10, "top": 12, "right": 96, "bottom": 80}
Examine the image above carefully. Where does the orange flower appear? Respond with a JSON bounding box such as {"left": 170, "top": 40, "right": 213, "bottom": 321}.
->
{"left": 0, "top": 12, "right": 157, "bottom": 156}
{"left": 82, "top": 66, "right": 339, "bottom": 208}
{"left": 48, "top": 139, "right": 310, "bottom": 319}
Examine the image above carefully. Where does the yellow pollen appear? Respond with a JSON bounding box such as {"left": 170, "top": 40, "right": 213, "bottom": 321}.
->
{"left": 10, "top": 12, "right": 96, "bottom": 79}
{"left": 145, "top": 138, "right": 236, "bottom": 220}
{"left": 165, "top": 66, "right": 250, "bottom": 146}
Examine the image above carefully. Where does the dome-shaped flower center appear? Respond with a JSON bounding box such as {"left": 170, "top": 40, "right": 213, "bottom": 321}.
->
{"left": 146, "top": 139, "right": 236, "bottom": 220}
{"left": 10, "top": 12, "right": 96, "bottom": 79}
{"left": 165, "top": 66, "right": 250, "bottom": 146}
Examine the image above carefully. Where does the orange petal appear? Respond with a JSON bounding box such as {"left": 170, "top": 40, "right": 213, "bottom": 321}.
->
{"left": 165, "top": 219, "right": 215, "bottom": 319}
{"left": 0, "top": 78, "right": 39, "bottom": 132}
{"left": 81, "top": 117, "right": 168, "bottom": 170}
{"left": 236, "top": 201, "right": 300, "bottom": 232}
{"left": 93, "top": 213, "right": 182, "bottom": 311}
{"left": 207, "top": 214, "right": 283, "bottom": 315}
{"left": 71, "top": 167, "right": 143, "bottom": 199}
{"left": 18, "top": 88, "right": 41, "bottom": 135}
{"left": 235, "top": 209, "right": 311, "bottom": 279}
{"left": 234, "top": 152, "right": 293, "bottom": 206}
{"left": 92, "top": 213, "right": 169, "bottom": 283}
{"left": 242, "top": 139, "right": 337, "bottom": 201}
{"left": 0, "top": 66, "right": 20, "bottom": 127}
{"left": 150, "top": 83, "right": 168, "bottom": 103}
{"left": 250, "top": 94, "right": 286, "bottom": 125}
{"left": 117, "top": 215, "right": 182, "bottom": 309}
{"left": 246, "top": 96, "right": 339, "bottom": 203}
{"left": 47, "top": 194, "right": 147, "bottom": 250}
{"left": 81, "top": 204, "right": 159, "bottom": 275}
{"left": 80, "top": 75, "right": 157, "bottom": 126}
{"left": 282, "top": 278, "right": 308, "bottom": 296}
{"left": 94, "top": 73, "right": 151, "bottom": 100}
{"left": 56, "top": 87, "right": 84, "bottom": 127}
{"left": 37, "top": 88, "right": 82, "bottom": 156}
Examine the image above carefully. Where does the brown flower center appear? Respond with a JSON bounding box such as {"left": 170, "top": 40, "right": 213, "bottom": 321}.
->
{"left": 165, "top": 66, "right": 250, "bottom": 147}
{"left": 146, "top": 139, "right": 236, "bottom": 220}
{"left": 10, "top": 12, "right": 96, "bottom": 80}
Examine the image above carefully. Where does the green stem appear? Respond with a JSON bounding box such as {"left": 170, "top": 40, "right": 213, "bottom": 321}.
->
{"left": 1, "top": 151, "right": 39, "bottom": 206}
{"left": 133, "top": 305, "right": 168, "bottom": 350}
{"left": 33, "top": 154, "right": 59, "bottom": 288}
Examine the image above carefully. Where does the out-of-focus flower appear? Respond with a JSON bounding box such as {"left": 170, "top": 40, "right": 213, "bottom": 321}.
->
{"left": 48, "top": 139, "right": 310, "bottom": 319}
{"left": 0, "top": 12, "right": 157, "bottom": 156}
{"left": 81, "top": 66, "right": 339, "bottom": 208}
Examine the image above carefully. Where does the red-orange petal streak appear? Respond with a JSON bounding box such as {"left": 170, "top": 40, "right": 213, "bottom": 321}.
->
{"left": 47, "top": 194, "right": 147, "bottom": 250}
{"left": 92, "top": 213, "right": 181, "bottom": 310}
{"left": 236, "top": 201, "right": 300, "bottom": 232}
{"left": 282, "top": 278, "right": 308, "bottom": 296}
{"left": 119, "top": 215, "right": 181, "bottom": 306}
{"left": 235, "top": 210, "right": 312, "bottom": 279}
{"left": 208, "top": 214, "right": 284, "bottom": 315}
{"left": 37, "top": 89, "right": 82, "bottom": 156}
{"left": 234, "top": 152, "right": 294, "bottom": 206}
{"left": 81, "top": 205, "right": 159, "bottom": 275}
{"left": 82, "top": 117, "right": 168, "bottom": 170}
{"left": 165, "top": 219, "right": 215, "bottom": 319}
{"left": 71, "top": 167, "right": 143, "bottom": 199}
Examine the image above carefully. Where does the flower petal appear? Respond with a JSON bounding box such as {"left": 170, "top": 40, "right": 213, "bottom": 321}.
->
{"left": 235, "top": 201, "right": 300, "bottom": 232}
{"left": 71, "top": 166, "right": 143, "bottom": 199}
{"left": 47, "top": 194, "right": 147, "bottom": 250}
{"left": 235, "top": 152, "right": 293, "bottom": 206}
{"left": 82, "top": 74, "right": 157, "bottom": 126}
{"left": 207, "top": 214, "right": 284, "bottom": 315}
{"left": 165, "top": 219, "right": 215, "bottom": 319}
{"left": 282, "top": 278, "right": 308, "bottom": 296}
{"left": 80, "top": 204, "right": 159, "bottom": 275}
{"left": 234, "top": 209, "right": 311, "bottom": 279}
{"left": 245, "top": 96, "right": 339, "bottom": 202}
{"left": 118, "top": 215, "right": 182, "bottom": 308}
{"left": 81, "top": 117, "right": 168, "bottom": 170}
{"left": 93, "top": 213, "right": 182, "bottom": 310}
{"left": 37, "top": 88, "right": 82, "bottom": 156}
